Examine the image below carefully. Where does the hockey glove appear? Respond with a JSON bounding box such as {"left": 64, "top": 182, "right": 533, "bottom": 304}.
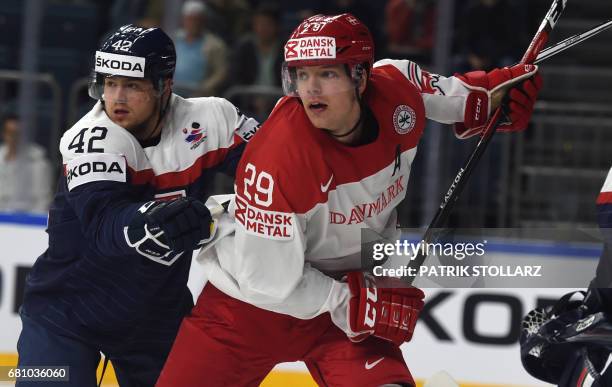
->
{"left": 454, "top": 64, "right": 543, "bottom": 138}
{"left": 346, "top": 272, "right": 424, "bottom": 345}
{"left": 124, "top": 197, "right": 213, "bottom": 265}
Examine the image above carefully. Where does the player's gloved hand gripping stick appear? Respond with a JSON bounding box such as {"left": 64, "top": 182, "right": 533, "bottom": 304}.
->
{"left": 454, "top": 64, "right": 542, "bottom": 139}
{"left": 345, "top": 272, "right": 424, "bottom": 345}
{"left": 455, "top": 14, "right": 612, "bottom": 140}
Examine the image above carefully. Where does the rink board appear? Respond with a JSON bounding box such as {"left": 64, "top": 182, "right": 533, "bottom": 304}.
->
{"left": 0, "top": 214, "right": 601, "bottom": 386}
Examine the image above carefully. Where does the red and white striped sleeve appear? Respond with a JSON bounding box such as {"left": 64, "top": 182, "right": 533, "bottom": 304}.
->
{"left": 598, "top": 166, "right": 612, "bottom": 206}
{"left": 375, "top": 58, "right": 473, "bottom": 125}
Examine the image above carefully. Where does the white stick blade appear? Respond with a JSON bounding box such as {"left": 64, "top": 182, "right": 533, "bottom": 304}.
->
{"left": 423, "top": 371, "right": 460, "bottom": 387}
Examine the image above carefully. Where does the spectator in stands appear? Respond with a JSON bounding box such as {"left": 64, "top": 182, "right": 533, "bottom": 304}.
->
{"left": 232, "top": 2, "right": 284, "bottom": 88}
{"left": 0, "top": 114, "right": 52, "bottom": 213}
{"left": 205, "top": 0, "right": 251, "bottom": 44}
{"left": 231, "top": 2, "right": 285, "bottom": 120}
{"left": 451, "top": 0, "right": 528, "bottom": 227}
{"left": 455, "top": 0, "right": 525, "bottom": 71}
{"left": 173, "top": 0, "right": 228, "bottom": 96}
{"left": 384, "top": 0, "right": 436, "bottom": 64}
{"left": 108, "top": 0, "right": 150, "bottom": 30}
{"left": 323, "top": 0, "right": 384, "bottom": 50}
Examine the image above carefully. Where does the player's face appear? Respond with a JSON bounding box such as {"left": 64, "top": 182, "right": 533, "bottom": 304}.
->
{"left": 2, "top": 118, "right": 19, "bottom": 148}
{"left": 295, "top": 64, "right": 361, "bottom": 135}
{"left": 103, "top": 76, "right": 158, "bottom": 132}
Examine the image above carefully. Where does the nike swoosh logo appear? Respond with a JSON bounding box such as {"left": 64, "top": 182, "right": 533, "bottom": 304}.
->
{"left": 320, "top": 174, "right": 333, "bottom": 193}
{"left": 365, "top": 357, "right": 384, "bottom": 370}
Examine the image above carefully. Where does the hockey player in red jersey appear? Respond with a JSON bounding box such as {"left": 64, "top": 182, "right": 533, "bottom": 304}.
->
{"left": 157, "top": 14, "right": 542, "bottom": 387}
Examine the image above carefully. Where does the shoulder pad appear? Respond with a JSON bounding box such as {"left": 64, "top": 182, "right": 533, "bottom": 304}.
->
{"left": 60, "top": 102, "right": 143, "bottom": 168}
{"left": 177, "top": 95, "right": 260, "bottom": 142}
{"left": 598, "top": 167, "right": 612, "bottom": 205}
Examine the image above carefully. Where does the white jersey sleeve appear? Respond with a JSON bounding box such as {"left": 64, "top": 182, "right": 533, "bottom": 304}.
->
{"left": 182, "top": 96, "right": 260, "bottom": 144}
{"left": 201, "top": 185, "right": 342, "bottom": 320}
{"left": 374, "top": 58, "right": 474, "bottom": 124}
{"left": 59, "top": 102, "right": 147, "bottom": 191}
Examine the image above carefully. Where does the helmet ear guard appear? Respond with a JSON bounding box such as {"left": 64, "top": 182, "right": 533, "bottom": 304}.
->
{"left": 351, "top": 63, "right": 367, "bottom": 83}
{"left": 87, "top": 72, "right": 104, "bottom": 100}
{"left": 281, "top": 62, "right": 298, "bottom": 97}
{"left": 351, "top": 62, "right": 369, "bottom": 94}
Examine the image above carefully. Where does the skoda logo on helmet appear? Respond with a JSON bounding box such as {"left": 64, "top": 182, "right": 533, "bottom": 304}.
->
{"left": 95, "top": 51, "right": 145, "bottom": 78}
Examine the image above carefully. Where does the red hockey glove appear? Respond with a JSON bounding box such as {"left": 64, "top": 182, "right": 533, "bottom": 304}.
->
{"left": 346, "top": 272, "right": 424, "bottom": 345}
{"left": 454, "top": 64, "right": 543, "bottom": 138}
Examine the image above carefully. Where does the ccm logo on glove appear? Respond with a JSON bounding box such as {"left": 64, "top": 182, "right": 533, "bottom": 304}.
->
{"left": 455, "top": 63, "right": 543, "bottom": 138}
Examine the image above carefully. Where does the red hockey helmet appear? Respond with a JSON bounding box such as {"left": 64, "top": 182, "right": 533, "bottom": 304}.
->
{"left": 281, "top": 13, "right": 374, "bottom": 96}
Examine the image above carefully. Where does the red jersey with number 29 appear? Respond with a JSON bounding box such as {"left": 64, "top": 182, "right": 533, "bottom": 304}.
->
{"left": 202, "top": 63, "right": 424, "bottom": 322}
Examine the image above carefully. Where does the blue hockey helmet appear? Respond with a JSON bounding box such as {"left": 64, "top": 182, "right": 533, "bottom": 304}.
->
{"left": 88, "top": 24, "right": 176, "bottom": 100}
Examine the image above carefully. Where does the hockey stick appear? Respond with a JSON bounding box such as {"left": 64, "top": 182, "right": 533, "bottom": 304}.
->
{"left": 423, "top": 371, "right": 460, "bottom": 387}
{"left": 197, "top": 199, "right": 230, "bottom": 247}
{"left": 405, "top": 0, "right": 568, "bottom": 284}
{"left": 535, "top": 18, "right": 612, "bottom": 64}
{"left": 210, "top": 199, "right": 230, "bottom": 217}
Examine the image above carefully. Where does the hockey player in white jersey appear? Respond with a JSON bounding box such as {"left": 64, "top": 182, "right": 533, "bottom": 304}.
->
{"left": 17, "top": 25, "right": 258, "bottom": 387}
{"left": 157, "top": 14, "right": 542, "bottom": 387}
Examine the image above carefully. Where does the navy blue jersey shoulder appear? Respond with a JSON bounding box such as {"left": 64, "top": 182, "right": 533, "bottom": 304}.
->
{"left": 588, "top": 201, "right": 612, "bottom": 303}
{"left": 598, "top": 202, "right": 612, "bottom": 230}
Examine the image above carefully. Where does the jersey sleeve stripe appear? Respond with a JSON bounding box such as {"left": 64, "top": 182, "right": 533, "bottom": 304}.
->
{"left": 411, "top": 62, "right": 423, "bottom": 91}
{"left": 598, "top": 192, "right": 612, "bottom": 205}
{"left": 129, "top": 143, "right": 238, "bottom": 189}
{"left": 409, "top": 62, "right": 417, "bottom": 87}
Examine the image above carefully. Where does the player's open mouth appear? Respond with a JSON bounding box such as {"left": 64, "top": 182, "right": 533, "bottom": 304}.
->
{"left": 309, "top": 102, "right": 328, "bottom": 113}
{"left": 114, "top": 109, "right": 130, "bottom": 116}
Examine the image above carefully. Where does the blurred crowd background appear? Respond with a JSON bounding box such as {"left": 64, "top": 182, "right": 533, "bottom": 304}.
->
{"left": 0, "top": 0, "right": 610, "bottom": 234}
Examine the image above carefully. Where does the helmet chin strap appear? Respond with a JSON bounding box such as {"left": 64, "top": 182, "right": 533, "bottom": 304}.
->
{"left": 143, "top": 81, "right": 171, "bottom": 140}
{"left": 329, "top": 107, "right": 363, "bottom": 139}
{"left": 154, "top": 84, "right": 171, "bottom": 132}
{"left": 329, "top": 84, "right": 364, "bottom": 139}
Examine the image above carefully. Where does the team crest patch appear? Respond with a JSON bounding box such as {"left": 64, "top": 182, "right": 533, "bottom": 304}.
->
{"left": 392, "top": 105, "right": 416, "bottom": 135}
{"left": 183, "top": 122, "right": 206, "bottom": 149}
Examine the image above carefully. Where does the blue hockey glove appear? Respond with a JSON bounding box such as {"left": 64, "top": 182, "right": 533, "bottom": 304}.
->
{"left": 124, "top": 197, "right": 212, "bottom": 265}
